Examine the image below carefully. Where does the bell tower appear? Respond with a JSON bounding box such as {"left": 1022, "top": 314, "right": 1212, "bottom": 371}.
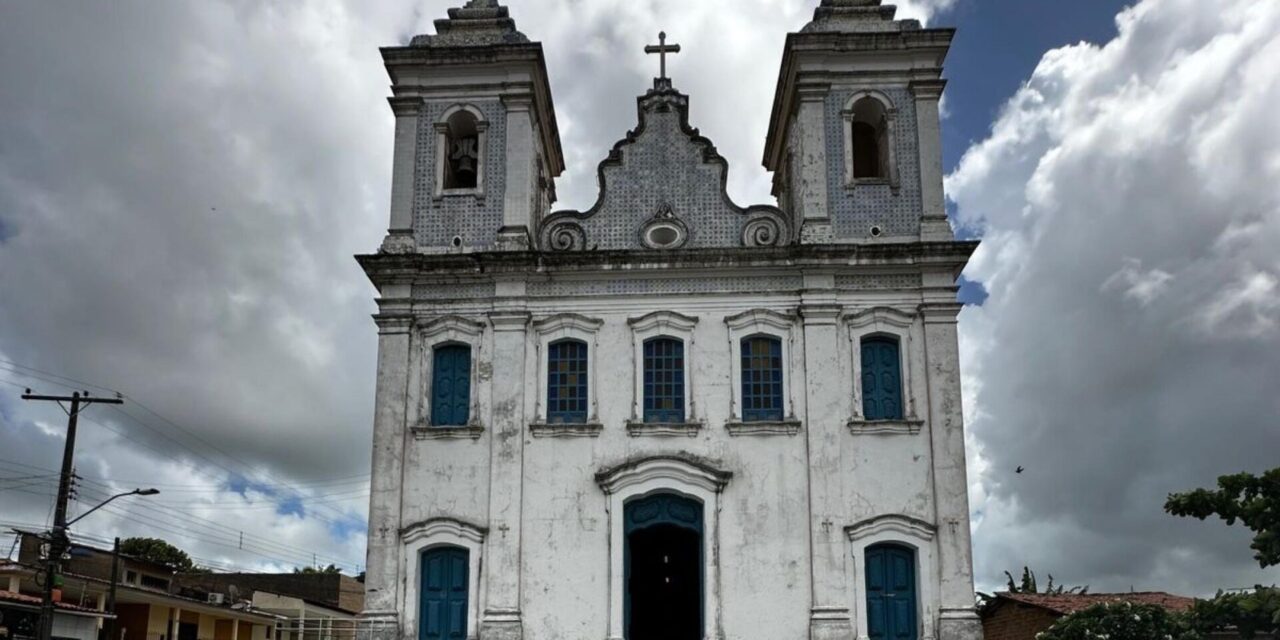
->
{"left": 763, "top": 0, "right": 954, "bottom": 244}
{"left": 379, "top": 0, "right": 563, "bottom": 254}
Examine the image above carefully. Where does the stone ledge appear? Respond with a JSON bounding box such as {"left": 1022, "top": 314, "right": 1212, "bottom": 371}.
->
{"left": 625, "top": 421, "right": 703, "bottom": 437}
{"left": 410, "top": 424, "right": 485, "bottom": 440}
{"left": 725, "top": 420, "right": 803, "bottom": 436}
{"left": 529, "top": 422, "right": 603, "bottom": 438}
{"left": 846, "top": 418, "right": 923, "bottom": 435}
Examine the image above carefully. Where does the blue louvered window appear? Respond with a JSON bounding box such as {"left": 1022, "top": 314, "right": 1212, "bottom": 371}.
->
{"left": 741, "top": 335, "right": 784, "bottom": 422}
{"left": 547, "top": 339, "right": 588, "bottom": 423}
{"left": 861, "top": 337, "right": 903, "bottom": 420}
{"left": 431, "top": 344, "right": 471, "bottom": 426}
{"left": 643, "top": 337, "right": 685, "bottom": 423}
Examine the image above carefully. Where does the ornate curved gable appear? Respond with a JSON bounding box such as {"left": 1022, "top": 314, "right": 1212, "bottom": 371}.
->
{"left": 541, "top": 79, "right": 791, "bottom": 252}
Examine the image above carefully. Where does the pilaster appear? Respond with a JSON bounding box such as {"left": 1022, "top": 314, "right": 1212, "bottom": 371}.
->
{"left": 910, "top": 80, "right": 953, "bottom": 242}
{"left": 363, "top": 315, "right": 413, "bottom": 628}
{"left": 381, "top": 97, "right": 422, "bottom": 254}
{"left": 919, "top": 302, "right": 981, "bottom": 639}
{"left": 480, "top": 311, "right": 531, "bottom": 640}
{"left": 497, "top": 94, "right": 536, "bottom": 251}
{"left": 796, "top": 85, "right": 833, "bottom": 244}
{"left": 800, "top": 304, "right": 855, "bottom": 640}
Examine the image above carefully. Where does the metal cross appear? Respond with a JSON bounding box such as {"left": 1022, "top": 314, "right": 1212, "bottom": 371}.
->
{"left": 644, "top": 31, "right": 681, "bottom": 80}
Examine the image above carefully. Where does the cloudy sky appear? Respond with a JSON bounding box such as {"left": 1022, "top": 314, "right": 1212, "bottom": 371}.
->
{"left": 1, "top": 0, "right": 1276, "bottom": 594}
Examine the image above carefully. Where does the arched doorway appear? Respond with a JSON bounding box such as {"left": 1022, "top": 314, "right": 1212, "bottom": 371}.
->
{"left": 865, "top": 543, "right": 918, "bottom": 640}
{"left": 419, "top": 546, "right": 468, "bottom": 640}
{"left": 624, "top": 492, "right": 703, "bottom": 640}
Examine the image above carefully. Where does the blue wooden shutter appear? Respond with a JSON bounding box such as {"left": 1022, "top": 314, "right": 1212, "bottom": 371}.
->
{"left": 420, "top": 547, "right": 468, "bottom": 640}
{"left": 741, "top": 336, "right": 784, "bottom": 421}
{"left": 861, "top": 337, "right": 903, "bottom": 420}
{"left": 431, "top": 345, "right": 471, "bottom": 426}
{"left": 865, "top": 544, "right": 917, "bottom": 640}
{"left": 643, "top": 337, "right": 685, "bottom": 423}
{"left": 548, "top": 339, "right": 588, "bottom": 423}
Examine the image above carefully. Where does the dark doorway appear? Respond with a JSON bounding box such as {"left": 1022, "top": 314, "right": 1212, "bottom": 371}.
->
{"left": 625, "top": 493, "right": 702, "bottom": 640}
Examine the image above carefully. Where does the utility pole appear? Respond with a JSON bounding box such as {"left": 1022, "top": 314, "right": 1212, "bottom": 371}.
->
{"left": 106, "top": 537, "right": 120, "bottom": 640}
{"left": 21, "top": 390, "right": 123, "bottom": 640}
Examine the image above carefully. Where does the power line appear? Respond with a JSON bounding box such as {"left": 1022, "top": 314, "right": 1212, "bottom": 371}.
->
{"left": 2, "top": 360, "right": 366, "bottom": 525}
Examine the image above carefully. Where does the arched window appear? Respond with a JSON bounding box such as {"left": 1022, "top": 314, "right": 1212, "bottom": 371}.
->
{"left": 419, "top": 546, "right": 469, "bottom": 640}
{"left": 431, "top": 344, "right": 471, "bottom": 427}
{"left": 643, "top": 337, "right": 685, "bottom": 423}
{"left": 443, "top": 110, "right": 479, "bottom": 190}
{"left": 850, "top": 97, "right": 888, "bottom": 179}
{"left": 547, "top": 339, "right": 588, "bottom": 423}
{"left": 860, "top": 336, "right": 903, "bottom": 420}
{"left": 864, "top": 543, "right": 918, "bottom": 640}
{"left": 740, "top": 335, "right": 784, "bottom": 422}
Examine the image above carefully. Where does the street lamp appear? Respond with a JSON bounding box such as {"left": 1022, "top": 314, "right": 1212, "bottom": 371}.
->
{"left": 39, "top": 488, "right": 159, "bottom": 640}
{"left": 66, "top": 488, "right": 160, "bottom": 526}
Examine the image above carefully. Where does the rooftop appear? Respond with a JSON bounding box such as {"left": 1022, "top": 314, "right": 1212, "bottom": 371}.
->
{"left": 993, "top": 591, "right": 1197, "bottom": 615}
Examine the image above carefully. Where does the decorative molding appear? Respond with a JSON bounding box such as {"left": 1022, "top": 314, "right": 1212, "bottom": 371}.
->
{"left": 625, "top": 421, "right": 702, "bottom": 438}
{"left": 529, "top": 422, "right": 603, "bottom": 438}
{"left": 918, "top": 302, "right": 964, "bottom": 323}
{"left": 401, "top": 517, "right": 488, "bottom": 545}
{"left": 637, "top": 203, "right": 690, "bottom": 250}
{"left": 741, "top": 208, "right": 790, "bottom": 247}
{"left": 725, "top": 420, "right": 802, "bottom": 437}
{"left": 374, "top": 315, "right": 414, "bottom": 335}
{"left": 419, "top": 315, "right": 485, "bottom": 339}
{"left": 908, "top": 79, "right": 948, "bottom": 101}
{"left": 844, "top": 306, "right": 917, "bottom": 330}
{"left": 844, "top": 514, "right": 936, "bottom": 543}
{"left": 410, "top": 424, "right": 484, "bottom": 440}
{"left": 724, "top": 308, "right": 797, "bottom": 332}
{"left": 627, "top": 310, "right": 699, "bottom": 333}
{"left": 846, "top": 419, "right": 923, "bottom": 436}
{"left": 487, "top": 311, "right": 530, "bottom": 331}
{"left": 542, "top": 220, "right": 586, "bottom": 251}
{"left": 532, "top": 312, "right": 605, "bottom": 335}
{"left": 595, "top": 455, "right": 732, "bottom": 496}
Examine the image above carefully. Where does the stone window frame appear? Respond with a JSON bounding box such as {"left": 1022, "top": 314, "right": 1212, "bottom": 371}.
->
{"left": 626, "top": 311, "right": 701, "bottom": 437}
{"left": 842, "top": 90, "right": 901, "bottom": 192}
{"left": 409, "top": 316, "right": 486, "bottom": 440}
{"left": 845, "top": 306, "right": 925, "bottom": 435}
{"left": 596, "top": 456, "right": 732, "bottom": 640}
{"left": 433, "top": 103, "right": 489, "bottom": 200}
{"left": 530, "top": 313, "right": 604, "bottom": 437}
{"left": 844, "top": 514, "right": 938, "bottom": 640}
{"left": 400, "top": 517, "right": 487, "bottom": 640}
{"left": 724, "top": 309, "right": 803, "bottom": 436}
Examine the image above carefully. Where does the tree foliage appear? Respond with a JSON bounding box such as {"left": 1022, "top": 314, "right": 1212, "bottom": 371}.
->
{"left": 1037, "top": 601, "right": 1196, "bottom": 640}
{"left": 1165, "top": 468, "right": 1280, "bottom": 568}
{"left": 119, "top": 537, "right": 196, "bottom": 572}
{"left": 1184, "top": 587, "right": 1280, "bottom": 639}
{"left": 293, "top": 564, "right": 340, "bottom": 575}
{"left": 1002, "top": 566, "right": 1088, "bottom": 595}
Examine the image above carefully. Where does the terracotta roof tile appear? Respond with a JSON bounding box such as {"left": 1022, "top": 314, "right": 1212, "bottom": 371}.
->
{"left": 997, "top": 591, "right": 1196, "bottom": 615}
{"left": 0, "top": 589, "right": 109, "bottom": 615}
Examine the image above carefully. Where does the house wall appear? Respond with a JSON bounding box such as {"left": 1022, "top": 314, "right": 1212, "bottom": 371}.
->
{"left": 981, "top": 603, "right": 1059, "bottom": 640}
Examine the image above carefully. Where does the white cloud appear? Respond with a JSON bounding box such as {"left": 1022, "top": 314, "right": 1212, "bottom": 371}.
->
{"left": 949, "top": 0, "right": 1280, "bottom": 594}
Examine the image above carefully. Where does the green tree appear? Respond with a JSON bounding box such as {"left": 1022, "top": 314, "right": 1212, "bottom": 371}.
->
{"left": 119, "top": 537, "right": 196, "bottom": 572}
{"left": 293, "top": 564, "right": 340, "bottom": 575}
{"left": 1001, "top": 566, "right": 1088, "bottom": 595}
{"left": 1165, "top": 468, "right": 1280, "bottom": 568}
{"left": 1037, "top": 601, "right": 1196, "bottom": 640}
{"left": 1184, "top": 587, "right": 1280, "bottom": 639}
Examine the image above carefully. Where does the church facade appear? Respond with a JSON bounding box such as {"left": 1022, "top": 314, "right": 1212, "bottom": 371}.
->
{"left": 358, "top": 2, "right": 982, "bottom": 640}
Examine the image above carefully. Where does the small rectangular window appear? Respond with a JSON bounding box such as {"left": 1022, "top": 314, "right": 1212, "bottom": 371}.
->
{"left": 643, "top": 338, "right": 685, "bottom": 423}
{"left": 861, "top": 337, "right": 903, "bottom": 420}
{"left": 740, "top": 336, "right": 783, "bottom": 421}
{"left": 140, "top": 574, "right": 170, "bottom": 590}
{"left": 548, "top": 339, "right": 588, "bottom": 423}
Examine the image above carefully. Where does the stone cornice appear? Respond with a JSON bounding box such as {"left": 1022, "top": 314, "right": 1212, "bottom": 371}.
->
{"left": 387, "top": 96, "right": 424, "bottom": 116}
{"left": 908, "top": 79, "right": 947, "bottom": 100}
{"left": 918, "top": 302, "right": 964, "bottom": 323}
{"left": 356, "top": 241, "right": 979, "bottom": 287}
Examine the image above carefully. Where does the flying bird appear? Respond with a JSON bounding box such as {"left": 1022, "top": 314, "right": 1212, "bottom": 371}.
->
{"left": 1016, "top": 466, "right": 1024, "bottom": 474}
